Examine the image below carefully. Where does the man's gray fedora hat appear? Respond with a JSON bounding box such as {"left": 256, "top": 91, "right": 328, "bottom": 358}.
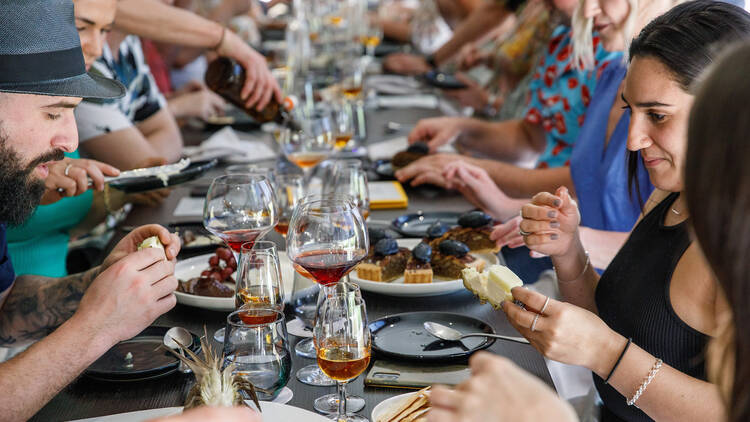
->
{"left": 0, "top": 0, "right": 125, "bottom": 99}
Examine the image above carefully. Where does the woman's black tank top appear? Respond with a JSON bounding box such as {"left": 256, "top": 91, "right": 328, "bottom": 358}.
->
{"left": 594, "top": 192, "right": 708, "bottom": 422}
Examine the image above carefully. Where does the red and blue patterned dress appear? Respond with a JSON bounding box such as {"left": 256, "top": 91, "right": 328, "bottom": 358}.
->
{"left": 523, "top": 25, "right": 621, "bottom": 169}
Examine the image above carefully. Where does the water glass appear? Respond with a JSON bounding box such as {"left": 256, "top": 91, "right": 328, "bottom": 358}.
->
{"left": 236, "top": 246, "right": 284, "bottom": 321}
{"left": 223, "top": 309, "right": 292, "bottom": 401}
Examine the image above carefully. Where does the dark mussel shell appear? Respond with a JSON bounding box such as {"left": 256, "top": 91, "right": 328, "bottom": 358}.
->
{"left": 458, "top": 210, "right": 493, "bottom": 228}
{"left": 368, "top": 227, "right": 391, "bottom": 246}
{"left": 375, "top": 238, "right": 399, "bottom": 256}
{"left": 426, "top": 221, "right": 448, "bottom": 239}
{"left": 412, "top": 242, "right": 432, "bottom": 263}
{"left": 406, "top": 142, "right": 430, "bottom": 155}
{"left": 439, "top": 239, "right": 470, "bottom": 257}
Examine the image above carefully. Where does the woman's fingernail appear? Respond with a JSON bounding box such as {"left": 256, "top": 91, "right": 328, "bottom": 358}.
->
{"left": 554, "top": 199, "right": 562, "bottom": 207}
{"left": 550, "top": 221, "right": 560, "bottom": 228}
{"left": 548, "top": 211, "right": 557, "bottom": 218}
{"left": 551, "top": 234, "right": 559, "bottom": 240}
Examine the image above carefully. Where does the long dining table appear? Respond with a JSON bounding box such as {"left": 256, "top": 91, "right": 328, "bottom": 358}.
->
{"left": 30, "top": 101, "right": 555, "bottom": 422}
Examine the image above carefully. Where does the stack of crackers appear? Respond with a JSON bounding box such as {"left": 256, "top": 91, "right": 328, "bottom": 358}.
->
{"left": 376, "top": 387, "right": 431, "bottom": 422}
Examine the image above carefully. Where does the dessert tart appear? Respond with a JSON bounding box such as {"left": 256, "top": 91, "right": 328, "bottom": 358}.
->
{"left": 356, "top": 239, "right": 411, "bottom": 282}
{"left": 441, "top": 211, "right": 498, "bottom": 253}
{"left": 431, "top": 240, "right": 485, "bottom": 279}
{"left": 404, "top": 242, "right": 433, "bottom": 284}
{"left": 461, "top": 264, "right": 524, "bottom": 308}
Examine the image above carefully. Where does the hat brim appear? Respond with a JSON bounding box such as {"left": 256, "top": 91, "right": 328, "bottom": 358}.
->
{"left": 0, "top": 72, "right": 124, "bottom": 99}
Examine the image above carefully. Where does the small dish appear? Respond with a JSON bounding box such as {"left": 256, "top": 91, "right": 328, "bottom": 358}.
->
{"left": 390, "top": 211, "right": 461, "bottom": 238}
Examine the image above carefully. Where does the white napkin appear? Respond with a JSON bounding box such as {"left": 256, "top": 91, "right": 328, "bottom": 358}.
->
{"left": 367, "top": 75, "right": 422, "bottom": 95}
{"left": 375, "top": 94, "right": 439, "bottom": 109}
{"left": 367, "top": 136, "right": 457, "bottom": 161}
{"left": 185, "top": 127, "right": 277, "bottom": 163}
{"left": 173, "top": 197, "right": 205, "bottom": 217}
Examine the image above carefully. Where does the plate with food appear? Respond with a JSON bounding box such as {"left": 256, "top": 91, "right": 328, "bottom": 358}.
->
{"left": 174, "top": 248, "right": 295, "bottom": 311}
{"left": 372, "top": 387, "right": 432, "bottom": 422}
{"left": 108, "top": 159, "right": 218, "bottom": 193}
{"left": 351, "top": 213, "right": 500, "bottom": 297}
{"left": 173, "top": 224, "right": 224, "bottom": 253}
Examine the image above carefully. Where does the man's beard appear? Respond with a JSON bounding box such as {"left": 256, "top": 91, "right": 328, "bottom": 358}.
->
{"left": 0, "top": 126, "right": 64, "bottom": 226}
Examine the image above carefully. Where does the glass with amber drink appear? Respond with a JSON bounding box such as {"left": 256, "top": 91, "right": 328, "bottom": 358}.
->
{"left": 331, "top": 102, "right": 356, "bottom": 151}
{"left": 235, "top": 241, "right": 284, "bottom": 325}
{"left": 274, "top": 173, "right": 305, "bottom": 237}
{"left": 281, "top": 107, "right": 335, "bottom": 178}
{"left": 315, "top": 286, "right": 371, "bottom": 421}
{"left": 324, "top": 160, "right": 370, "bottom": 220}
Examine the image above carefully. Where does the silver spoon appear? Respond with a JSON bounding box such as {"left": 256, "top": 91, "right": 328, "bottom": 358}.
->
{"left": 163, "top": 327, "right": 194, "bottom": 373}
{"left": 423, "top": 321, "right": 530, "bottom": 345}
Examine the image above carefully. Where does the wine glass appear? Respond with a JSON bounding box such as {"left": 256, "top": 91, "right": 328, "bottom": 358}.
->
{"left": 274, "top": 173, "right": 305, "bottom": 238}
{"left": 315, "top": 286, "right": 371, "bottom": 421}
{"left": 203, "top": 174, "right": 278, "bottom": 254}
{"left": 362, "top": 25, "right": 383, "bottom": 57}
{"left": 324, "top": 159, "right": 370, "bottom": 220}
{"left": 332, "top": 102, "right": 356, "bottom": 151}
{"left": 286, "top": 196, "right": 368, "bottom": 387}
{"left": 236, "top": 244, "right": 284, "bottom": 324}
{"left": 281, "top": 108, "right": 335, "bottom": 180}
{"left": 223, "top": 309, "right": 292, "bottom": 401}
{"left": 339, "top": 59, "right": 364, "bottom": 101}
{"left": 287, "top": 197, "right": 368, "bottom": 286}
{"left": 225, "top": 165, "right": 278, "bottom": 190}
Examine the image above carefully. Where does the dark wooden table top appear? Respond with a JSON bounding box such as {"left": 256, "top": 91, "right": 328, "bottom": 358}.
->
{"left": 30, "top": 104, "right": 554, "bottom": 422}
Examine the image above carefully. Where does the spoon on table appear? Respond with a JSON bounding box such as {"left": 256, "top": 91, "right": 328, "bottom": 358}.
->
{"left": 163, "top": 327, "right": 194, "bottom": 373}
{"left": 423, "top": 321, "right": 530, "bottom": 345}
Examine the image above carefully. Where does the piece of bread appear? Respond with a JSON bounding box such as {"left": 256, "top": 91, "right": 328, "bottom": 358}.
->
{"left": 377, "top": 387, "right": 431, "bottom": 422}
{"left": 138, "top": 236, "right": 166, "bottom": 259}
{"left": 461, "top": 264, "right": 523, "bottom": 308}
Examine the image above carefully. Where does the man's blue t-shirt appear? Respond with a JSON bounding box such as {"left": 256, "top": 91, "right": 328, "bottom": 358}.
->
{"left": 0, "top": 224, "right": 16, "bottom": 294}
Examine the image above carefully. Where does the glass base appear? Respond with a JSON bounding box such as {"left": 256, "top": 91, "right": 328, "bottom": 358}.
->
{"left": 325, "top": 414, "right": 368, "bottom": 422}
{"left": 213, "top": 327, "right": 225, "bottom": 343}
{"left": 314, "top": 393, "right": 365, "bottom": 414}
{"left": 295, "top": 337, "right": 316, "bottom": 358}
{"left": 296, "top": 364, "right": 336, "bottom": 386}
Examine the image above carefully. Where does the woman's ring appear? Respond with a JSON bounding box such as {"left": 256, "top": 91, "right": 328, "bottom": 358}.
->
{"left": 64, "top": 163, "right": 73, "bottom": 176}
{"left": 531, "top": 313, "right": 541, "bottom": 332}
{"left": 540, "top": 296, "right": 550, "bottom": 314}
{"left": 519, "top": 229, "right": 532, "bottom": 236}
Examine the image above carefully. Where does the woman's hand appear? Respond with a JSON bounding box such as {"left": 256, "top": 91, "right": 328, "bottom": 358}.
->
{"left": 428, "top": 352, "right": 577, "bottom": 422}
{"left": 490, "top": 216, "right": 524, "bottom": 249}
{"left": 382, "top": 53, "right": 432, "bottom": 75}
{"left": 41, "top": 158, "right": 120, "bottom": 205}
{"left": 442, "top": 74, "right": 490, "bottom": 110}
{"left": 520, "top": 186, "right": 581, "bottom": 258}
{"left": 501, "top": 286, "right": 625, "bottom": 376}
{"left": 443, "top": 161, "right": 518, "bottom": 222}
{"left": 407, "top": 116, "right": 470, "bottom": 152}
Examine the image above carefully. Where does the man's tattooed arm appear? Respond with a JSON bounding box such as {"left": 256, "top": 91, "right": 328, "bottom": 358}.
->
{"left": 0, "top": 266, "right": 100, "bottom": 347}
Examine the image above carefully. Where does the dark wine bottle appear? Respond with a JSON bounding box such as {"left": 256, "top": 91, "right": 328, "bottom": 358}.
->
{"left": 205, "top": 57, "right": 298, "bottom": 128}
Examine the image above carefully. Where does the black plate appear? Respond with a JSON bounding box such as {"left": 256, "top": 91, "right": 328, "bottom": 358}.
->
{"left": 372, "top": 159, "right": 395, "bottom": 180}
{"left": 369, "top": 312, "right": 495, "bottom": 362}
{"left": 423, "top": 70, "right": 468, "bottom": 90}
{"left": 391, "top": 211, "right": 461, "bottom": 237}
{"left": 84, "top": 326, "right": 201, "bottom": 382}
{"left": 109, "top": 159, "right": 218, "bottom": 194}
{"left": 374, "top": 43, "right": 403, "bottom": 57}
{"left": 172, "top": 224, "right": 224, "bottom": 254}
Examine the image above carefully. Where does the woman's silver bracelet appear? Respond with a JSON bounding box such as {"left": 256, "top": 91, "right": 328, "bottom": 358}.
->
{"left": 627, "top": 358, "right": 663, "bottom": 407}
{"left": 556, "top": 251, "right": 590, "bottom": 283}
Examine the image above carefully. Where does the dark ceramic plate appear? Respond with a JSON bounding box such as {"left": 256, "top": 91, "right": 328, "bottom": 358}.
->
{"left": 84, "top": 326, "right": 201, "bottom": 382}
{"left": 423, "top": 70, "right": 468, "bottom": 90}
{"left": 373, "top": 159, "right": 395, "bottom": 180}
{"left": 369, "top": 312, "right": 495, "bottom": 362}
{"left": 109, "top": 159, "right": 217, "bottom": 194}
{"left": 391, "top": 211, "right": 461, "bottom": 238}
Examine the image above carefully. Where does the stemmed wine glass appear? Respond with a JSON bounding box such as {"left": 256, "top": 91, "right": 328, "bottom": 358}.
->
{"left": 332, "top": 101, "right": 356, "bottom": 152}
{"left": 286, "top": 197, "right": 368, "bottom": 389}
{"left": 274, "top": 173, "right": 305, "bottom": 238}
{"left": 203, "top": 174, "right": 278, "bottom": 253}
{"left": 281, "top": 107, "right": 335, "bottom": 182}
{"left": 203, "top": 174, "right": 278, "bottom": 341}
{"left": 315, "top": 284, "right": 371, "bottom": 421}
{"left": 324, "top": 159, "right": 370, "bottom": 220}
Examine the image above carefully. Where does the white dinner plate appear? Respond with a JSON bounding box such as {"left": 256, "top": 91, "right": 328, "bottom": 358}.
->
{"left": 349, "top": 238, "right": 499, "bottom": 297}
{"left": 71, "top": 401, "right": 329, "bottom": 422}
{"left": 371, "top": 391, "right": 423, "bottom": 422}
{"left": 174, "top": 253, "right": 295, "bottom": 311}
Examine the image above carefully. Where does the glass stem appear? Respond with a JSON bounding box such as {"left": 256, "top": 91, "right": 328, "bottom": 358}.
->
{"left": 337, "top": 381, "right": 347, "bottom": 419}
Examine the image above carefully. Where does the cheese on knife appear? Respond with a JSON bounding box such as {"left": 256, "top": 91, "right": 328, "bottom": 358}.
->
{"left": 461, "top": 265, "right": 523, "bottom": 308}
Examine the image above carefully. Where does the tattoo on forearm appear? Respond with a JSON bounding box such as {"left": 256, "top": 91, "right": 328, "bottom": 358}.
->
{"left": 0, "top": 267, "right": 100, "bottom": 346}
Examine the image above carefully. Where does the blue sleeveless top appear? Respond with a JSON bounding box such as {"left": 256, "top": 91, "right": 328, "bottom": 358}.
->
{"left": 570, "top": 63, "right": 653, "bottom": 235}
